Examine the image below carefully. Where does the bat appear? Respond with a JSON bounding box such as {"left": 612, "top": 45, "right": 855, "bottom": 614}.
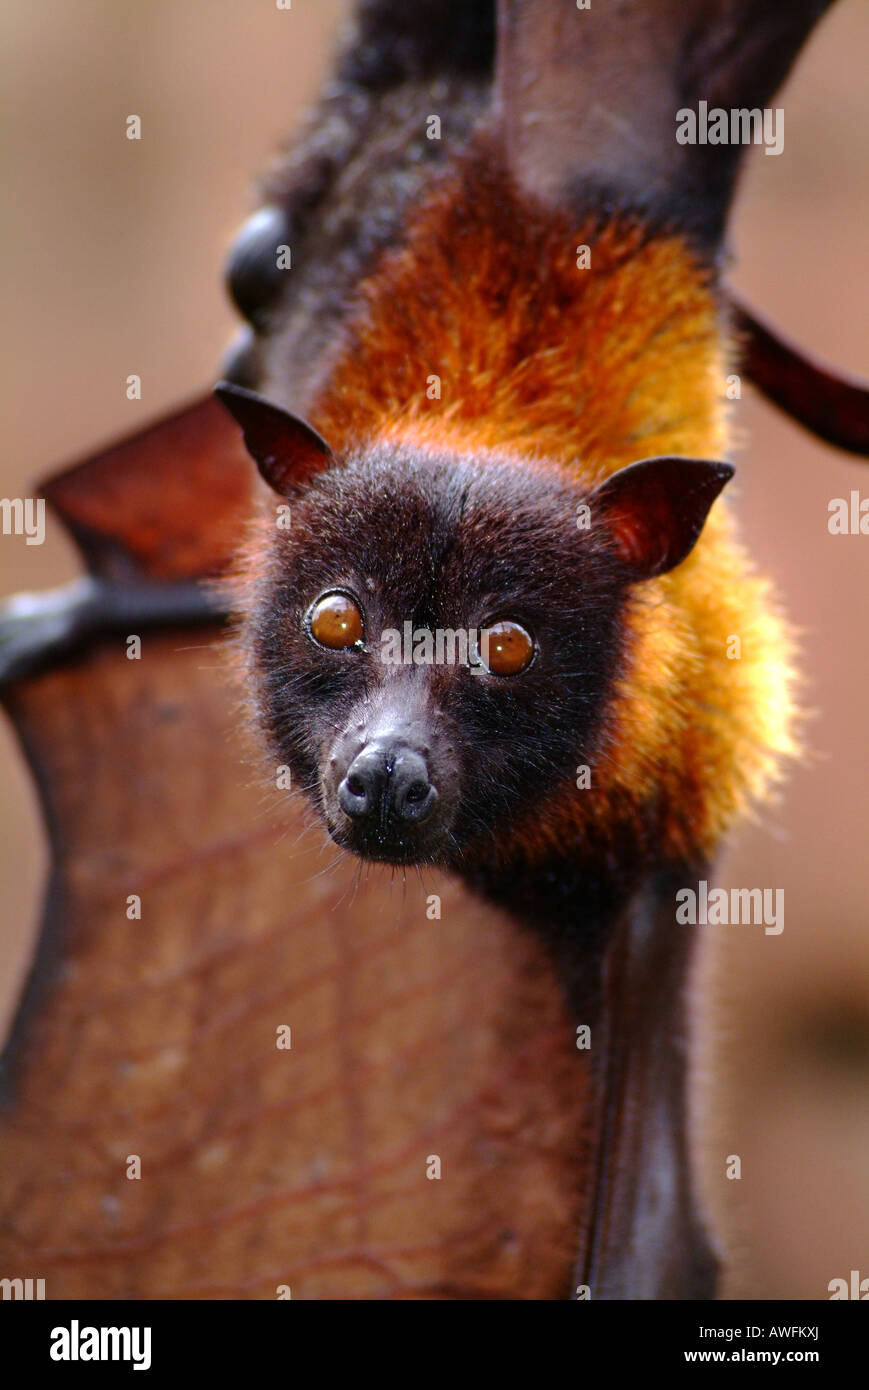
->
{"left": 1, "top": 0, "right": 867, "bottom": 1302}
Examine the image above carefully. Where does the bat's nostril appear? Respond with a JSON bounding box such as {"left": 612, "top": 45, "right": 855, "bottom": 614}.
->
{"left": 338, "top": 762, "right": 378, "bottom": 820}
{"left": 391, "top": 750, "right": 437, "bottom": 825}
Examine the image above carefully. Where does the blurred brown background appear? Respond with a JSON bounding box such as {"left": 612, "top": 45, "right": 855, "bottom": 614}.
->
{"left": 1, "top": 0, "right": 867, "bottom": 1299}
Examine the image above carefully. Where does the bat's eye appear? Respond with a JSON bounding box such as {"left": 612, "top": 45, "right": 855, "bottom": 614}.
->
{"left": 307, "top": 592, "right": 364, "bottom": 650}
{"left": 479, "top": 620, "right": 535, "bottom": 676}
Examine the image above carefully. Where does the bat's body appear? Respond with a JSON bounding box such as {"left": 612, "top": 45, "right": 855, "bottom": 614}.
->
{"left": 0, "top": 0, "right": 866, "bottom": 1301}
{"left": 216, "top": 2, "right": 817, "bottom": 1299}
{"left": 219, "top": 134, "right": 802, "bottom": 1297}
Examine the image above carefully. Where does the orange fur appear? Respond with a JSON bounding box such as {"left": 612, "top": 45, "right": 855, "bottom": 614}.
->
{"left": 308, "top": 142, "right": 798, "bottom": 867}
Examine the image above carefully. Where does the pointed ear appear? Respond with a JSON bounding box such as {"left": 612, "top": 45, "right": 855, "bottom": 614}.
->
{"left": 214, "top": 381, "right": 335, "bottom": 494}
{"left": 589, "top": 456, "right": 734, "bottom": 580}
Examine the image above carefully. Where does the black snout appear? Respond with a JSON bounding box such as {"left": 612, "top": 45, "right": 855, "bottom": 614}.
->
{"left": 338, "top": 742, "right": 438, "bottom": 827}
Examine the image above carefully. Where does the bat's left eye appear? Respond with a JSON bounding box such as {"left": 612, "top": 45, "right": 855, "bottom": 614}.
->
{"left": 478, "top": 620, "right": 535, "bottom": 676}
{"left": 307, "top": 592, "right": 364, "bottom": 650}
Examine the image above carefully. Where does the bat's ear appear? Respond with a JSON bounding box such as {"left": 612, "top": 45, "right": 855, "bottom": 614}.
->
{"left": 589, "top": 456, "right": 734, "bottom": 581}
{"left": 214, "top": 381, "right": 335, "bottom": 494}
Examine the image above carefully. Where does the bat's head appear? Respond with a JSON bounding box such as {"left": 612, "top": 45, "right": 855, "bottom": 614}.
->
{"left": 217, "top": 384, "right": 732, "bottom": 868}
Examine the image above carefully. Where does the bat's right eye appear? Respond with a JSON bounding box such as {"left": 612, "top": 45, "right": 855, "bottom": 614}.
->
{"left": 306, "top": 592, "right": 365, "bottom": 651}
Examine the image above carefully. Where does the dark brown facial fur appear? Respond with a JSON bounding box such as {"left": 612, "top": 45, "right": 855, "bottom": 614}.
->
{"left": 243, "top": 444, "right": 630, "bottom": 867}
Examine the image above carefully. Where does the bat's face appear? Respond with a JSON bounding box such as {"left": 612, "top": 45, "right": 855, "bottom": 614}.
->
{"left": 246, "top": 445, "right": 627, "bottom": 867}
{"left": 219, "top": 382, "right": 732, "bottom": 870}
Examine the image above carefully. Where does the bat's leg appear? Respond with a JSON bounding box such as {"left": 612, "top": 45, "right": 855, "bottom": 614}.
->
{"left": 0, "top": 578, "right": 227, "bottom": 686}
